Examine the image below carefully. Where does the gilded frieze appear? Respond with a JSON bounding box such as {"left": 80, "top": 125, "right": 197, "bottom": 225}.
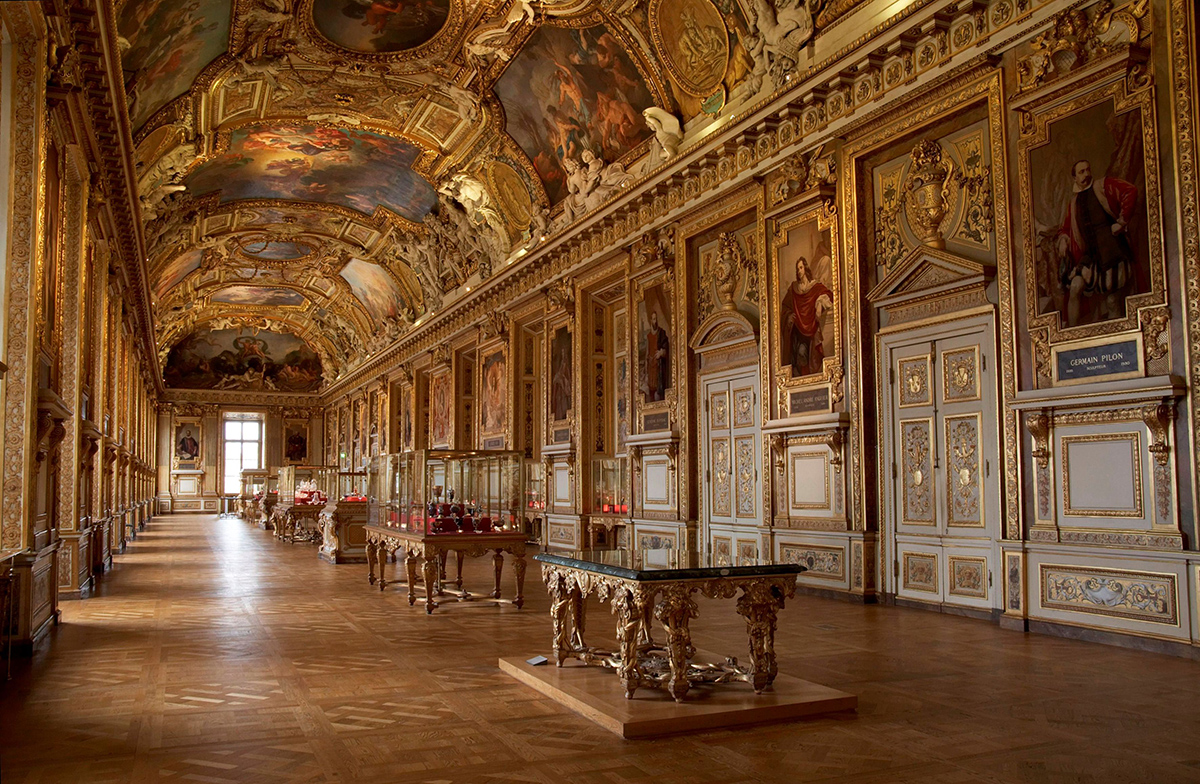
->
{"left": 1039, "top": 563, "right": 1178, "bottom": 625}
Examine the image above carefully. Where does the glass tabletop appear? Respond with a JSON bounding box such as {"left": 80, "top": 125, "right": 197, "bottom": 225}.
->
{"left": 534, "top": 548, "right": 805, "bottom": 581}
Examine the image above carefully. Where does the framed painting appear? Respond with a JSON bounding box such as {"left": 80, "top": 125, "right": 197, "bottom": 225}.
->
{"left": 284, "top": 421, "right": 308, "bottom": 465}
{"left": 771, "top": 202, "right": 841, "bottom": 389}
{"left": 634, "top": 276, "right": 675, "bottom": 411}
{"left": 1020, "top": 77, "right": 1165, "bottom": 344}
{"left": 430, "top": 372, "right": 453, "bottom": 447}
{"left": 548, "top": 324, "right": 573, "bottom": 425}
{"left": 174, "top": 421, "right": 201, "bottom": 466}
{"left": 479, "top": 346, "right": 508, "bottom": 440}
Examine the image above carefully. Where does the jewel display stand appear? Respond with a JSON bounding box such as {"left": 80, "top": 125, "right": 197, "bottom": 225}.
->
{"left": 318, "top": 469, "right": 369, "bottom": 563}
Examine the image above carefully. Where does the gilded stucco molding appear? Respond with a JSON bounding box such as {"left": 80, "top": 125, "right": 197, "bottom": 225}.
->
{"left": 0, "top": 4, "right": 45, "bottom": 552}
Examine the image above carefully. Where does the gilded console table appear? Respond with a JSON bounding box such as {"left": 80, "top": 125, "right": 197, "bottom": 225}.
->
{"left": 277, "top": 504, "right": 323, "bottom": 543}
{"left": 535, "top": 549, "right": 804, "bottom": 702}
{"left": 364, "top": 524, "right": 527, "bottom": 614}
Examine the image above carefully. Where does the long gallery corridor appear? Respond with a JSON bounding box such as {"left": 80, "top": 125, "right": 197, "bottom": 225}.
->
{"left": 0, "top": 515, "right": 1197, "bottom": 783}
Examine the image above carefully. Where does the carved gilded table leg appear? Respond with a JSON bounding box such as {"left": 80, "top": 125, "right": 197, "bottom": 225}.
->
{"left": 655, "top": 584, "right": 699, "bottom": 702}
{"left": 405, "top": 550, "right": 419, "bottom": 606}
{"left": 455, "top": 551, "right": 465, "bottom": 588}
{"left": 378, "top": 545, "right": 389, "bottom": 591}
{"left": 613, "top": 587, "right": 642, "bottom": 699}
{"left": 422, "top": 548, "right": 439, "bottom": 613}
{"left": 437, "top": 550, "right": 448, "bottom": 595}
{"left": 736, "top": 581, "right": 787, "bottom": 693}
{"left": 492, "top": 549, "right": 504, "bottom": 599}
{"left": 546, "top": 571, "right": 572, "bottom": 665}
{"left": 366, "top": 541, "right": 377, "bottom": 585}
{"left": 512, "top": 551, "right": 526, "bottom": 609}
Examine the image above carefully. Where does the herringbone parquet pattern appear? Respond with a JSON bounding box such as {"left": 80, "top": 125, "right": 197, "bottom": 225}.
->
{"left": 2, "top": 514, "right": 1199, "bottom": 783}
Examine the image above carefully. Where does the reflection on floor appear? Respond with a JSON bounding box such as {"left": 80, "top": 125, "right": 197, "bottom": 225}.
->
{"left": 2, "top": 514, "right": 1199, "bottom": 783}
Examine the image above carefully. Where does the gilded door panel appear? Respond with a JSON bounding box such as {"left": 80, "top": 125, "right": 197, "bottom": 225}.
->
{"left": 902, "top": 551, "right": 938, "bottom": 594}
{"left": 734, "top": 435, "right": 756, "bottom": 519}
{"left": 712, "top": 436, "right": 731, "bottom": 517}
{"left": 945, "top": 413, "right": 984, "bottom": 528}
{"left": 898, "top": 356, "right": 932, "bottom": 407}
{"left": 900, "top": 418, "right": 935, "bottom": 526}
{"left": 733, "top": 386, "right": 754, "bottom": 427}
{"left": 941, "top": 346, "right": 981, "bottom": 402}
{"left": 709, "top": 389, "right": 729, "bottom": 429}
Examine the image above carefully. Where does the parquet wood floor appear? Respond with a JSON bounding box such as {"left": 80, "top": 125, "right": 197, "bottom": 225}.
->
{"left": 2, "top": 514, "right": 1199, "bottom": 783}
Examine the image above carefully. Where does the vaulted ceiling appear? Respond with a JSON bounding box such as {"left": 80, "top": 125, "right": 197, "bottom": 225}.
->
{"left": 122, "top": 0, "right": 851, "bottom": 391}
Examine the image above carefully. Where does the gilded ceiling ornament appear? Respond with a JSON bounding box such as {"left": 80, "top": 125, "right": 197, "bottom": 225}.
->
{"left": 741, "top": 0, "right": 815, "bottom": 93}
{"left": 1016, "top": 0, "right": 1147, "bottom": 92}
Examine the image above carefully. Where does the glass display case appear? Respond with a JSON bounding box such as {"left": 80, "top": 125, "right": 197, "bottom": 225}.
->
{"left": 592, "top": 457, "right": 629, "bottom": 515}
{"left": 369, "top": 450, "right": 524, "bottom": 535}
{"left": 239, "top": 469, "right": 268, "bottom": 521}
{"left": 278, "top": 465, "right": 327, "bottom": 508}
{"left": 522, "top": 460, "right": 545, "bottom": 544}
{"left": 317, "top": 468, "right": 370, "bottom": 564}
{"left": 257, "top": 469, "right": 280, "bottom": 529}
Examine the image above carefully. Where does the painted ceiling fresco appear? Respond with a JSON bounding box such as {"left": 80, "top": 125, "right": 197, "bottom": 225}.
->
{"left": 239, "top": 239, "right": 315, "bottom": 260}
{"left": 339, "top": 258, "right": 404, "bottom": 325}
{"left": 311, "top": 0, "right": 452, "bottom": 53}
{"left": 117, "top": 0, "right": 232, "bottom": 131}
{"left": 129, "top": 0, "right": 851, "bottom": 383}
{"left": 494, "top": 24, "right": 656, "bottom": 203}
{"left": 211, "top": 286, "right": 308, "bottom": 307}
{"left": 164, "top": 328, "right": 324, "bottom": 392}
{"left": 185, "top": 124, "right": 437, "bottom": 220}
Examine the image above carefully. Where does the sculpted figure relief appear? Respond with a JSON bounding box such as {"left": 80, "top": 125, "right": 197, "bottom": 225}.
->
{"left": 559, "top": 150, "right": 631, "bottom": 226}
{"left": 643, "top": 107, "right": 684, "bottom": 161}
{"left": 743, "top": 0, "right": 815, "bottom": 91}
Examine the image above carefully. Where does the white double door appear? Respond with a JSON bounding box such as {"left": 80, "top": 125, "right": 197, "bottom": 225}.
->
{"left": 701, "top": 369, "right": 761, "bottom": 564}
{"left": 882, "top": 314, "right": 1000, "bottom": 611}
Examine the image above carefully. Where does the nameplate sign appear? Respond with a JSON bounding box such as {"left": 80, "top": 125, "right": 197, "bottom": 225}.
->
{"left": 483, "top": 437, "right": 505, "bottom": 449}
{"left": 788, "top": 386, "right": 831, "bottom": 416}
{"left": 642, "top": 411, "right": 671, "bottom": 432}
{"left": 552, "top": 427, "right": 570, "bottom": 444}
{"left": 1052, "top": 337, "right": 1142, "bottom": 386}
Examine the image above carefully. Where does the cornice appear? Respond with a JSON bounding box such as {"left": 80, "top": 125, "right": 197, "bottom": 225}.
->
{"left": 69, "top": 0, "right": 162, "bottom": 395}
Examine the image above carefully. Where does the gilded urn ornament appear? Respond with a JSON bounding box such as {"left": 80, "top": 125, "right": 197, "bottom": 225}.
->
{"left": 903, "top": 140, "right": 954, "bottom": 249}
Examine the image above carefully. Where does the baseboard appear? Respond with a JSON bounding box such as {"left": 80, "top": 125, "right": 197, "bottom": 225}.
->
{"left": 1027, "top": 619, "right": 1200, "bottom": 661}
{"left": 795, "top": 584, "right": 876, "bottom": 604}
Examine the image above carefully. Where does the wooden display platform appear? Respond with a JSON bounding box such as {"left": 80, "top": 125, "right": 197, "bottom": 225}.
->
{"left": 500, "top": 652, "right": 857, "bottom": 739}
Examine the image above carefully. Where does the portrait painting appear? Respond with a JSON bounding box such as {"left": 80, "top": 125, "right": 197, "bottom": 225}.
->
{"left": 339, "top": 258, "right": 404, "bottom": 325}
{"left": 400, "top": 388, "right": 414, "bottom": 450}
{"left": 239, "top": 239, "right": 314, "bottom": 261}
{"left": 174, "top": 422, "right": 201, "bottom": 462}
{"left": 311, "top": 0, "right": 451, "bottom": 54}
{"left": 163, "top": 328, "right": 323, "bottom": 392}
{"left": 480, "top": 349, "right": 507, "bottom": 436}
{"left": 549, "top": 325, "right": 572, "bottom": 422}
{"left": 777, "top": 219, "right": 836, "bottom": 379}
{"left": 117, "top": 0, "right": 232, "bottom": 130}
{"left": 285, "top": 423, "right": 308, "bottom": 464}
{"left": 637, "top": 282, "right": 672, "bottom": 404}
{"left": 1028, "top": 97, "right": 1151, "bottom": 330}
{"left": 211, "top": 286, "right": 306, "bottom": 307}
{"left": 153, "top": 248, "right": 203, "bottom": 299}
{"left": 186, "top": 124, "right": 437, "bottom": 221}
{"left": 494, "top": 25, "right": 656, "bottom": 204}
{"left": 430, "top": 373, "right": 452, "bottom": 446}
{"left": 616, "top": 355, "right": 629, "bottom": 448}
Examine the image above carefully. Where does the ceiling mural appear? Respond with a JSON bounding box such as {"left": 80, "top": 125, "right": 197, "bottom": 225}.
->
{"left": 164, "top": 327, "right": 324, "bottom": 391}
{"left": 117, "top": 0, "right": 232, "bottom": 131}
{"left": 238, "top": 239, "right": 315, "bottom": 260}
{"left": 339, "top": 258, "right": 405, "bottom": 325}
{"left": 185, "top": 123, "right": 437, "bottom": 220}
{"left": 310, "top": 0, "right": 453, "bottom": 54}
{"left": 494, "top": 24, "right": 656, "bottom": 203}
{"left": 211, "top": 286, "right": 309, "bottom": 306}
{"left": 127, "top": 0, "right": 841, "bottom": 384}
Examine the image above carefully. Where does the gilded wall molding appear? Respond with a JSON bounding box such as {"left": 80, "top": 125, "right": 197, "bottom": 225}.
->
{"left": 1, "top": 4, "right": 45, "bottom": 552}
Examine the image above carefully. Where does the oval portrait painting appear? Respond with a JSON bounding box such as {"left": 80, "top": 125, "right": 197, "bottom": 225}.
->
{"left": 311, "top": 0, "right": 452, "bottom": 54}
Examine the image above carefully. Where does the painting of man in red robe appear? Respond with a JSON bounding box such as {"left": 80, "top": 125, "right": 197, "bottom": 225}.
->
{"left": 784, "top": 254, "right": 833, "bottom": 378}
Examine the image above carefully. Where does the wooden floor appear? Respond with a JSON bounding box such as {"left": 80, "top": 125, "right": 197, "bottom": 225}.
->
{"left": 2, "top": 514, "right": 1199, "bottom": 783}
